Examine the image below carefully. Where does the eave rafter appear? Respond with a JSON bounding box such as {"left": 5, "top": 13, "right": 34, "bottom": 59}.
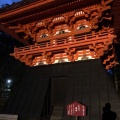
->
{"left": 0, "top": 0, "right": 54, "bottom": 20}
{"left": 0, "top": 0, "right": 101, "bottom": 24}
{"left": 7, "top": 0, "right": 113, "bottom": 45}
{"left": 0, "top": 24, "right": 29, "bottom": 45}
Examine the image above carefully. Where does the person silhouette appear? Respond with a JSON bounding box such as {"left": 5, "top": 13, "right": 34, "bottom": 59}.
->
{"left": 102, "top": 103, "right": 117, "bottom": 120}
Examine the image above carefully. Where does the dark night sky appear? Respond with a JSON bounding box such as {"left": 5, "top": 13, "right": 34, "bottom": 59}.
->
{"left": 0, "top": 1, "right": 22, "bottom": 92}
{"left": 0, "top": 0, "right": 21, "bottom": 8}
{"left": 0, "top": 31, "right": 25, "bottom": 85}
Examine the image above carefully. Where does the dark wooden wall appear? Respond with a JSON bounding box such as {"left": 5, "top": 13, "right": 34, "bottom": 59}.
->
{"left": 2, "top": 59, "right": 120, "bottom": 120}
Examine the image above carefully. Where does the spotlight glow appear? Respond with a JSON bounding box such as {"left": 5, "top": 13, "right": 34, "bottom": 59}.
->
{"left": 7, "top": 79, "right": 12, "bottom": 84}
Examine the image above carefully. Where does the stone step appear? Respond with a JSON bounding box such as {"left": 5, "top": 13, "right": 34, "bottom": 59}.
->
{"left": 50, "top": 116, "right": 62, "bottom": 120}
{"left": 52, "top": 111, "right": 63, "bottom": 116}
{"left": 50, "top": 106, "right": 64, "bottom": 120}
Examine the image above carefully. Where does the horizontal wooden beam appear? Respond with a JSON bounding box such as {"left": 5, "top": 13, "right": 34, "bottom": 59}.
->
{"left": 9, "top": 26, "right": 19, "bottom": 29}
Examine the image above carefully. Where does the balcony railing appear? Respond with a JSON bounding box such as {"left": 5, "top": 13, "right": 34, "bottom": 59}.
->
{"left": 12, "top": 28, "right": 114, "bottom": 56}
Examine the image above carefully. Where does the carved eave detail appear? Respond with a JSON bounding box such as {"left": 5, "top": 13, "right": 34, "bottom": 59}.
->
{"left": 65, "top": 48, "right": 76, "bottom": 62}
{"left": 7, "top": 0, "right": 113, "bottom": 44}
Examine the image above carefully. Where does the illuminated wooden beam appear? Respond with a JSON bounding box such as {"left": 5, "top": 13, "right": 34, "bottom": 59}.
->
{"left": 15, "top": 29, "right": 24, "bottom": 33}
{"left": 9, "top": 26, "right": 19, "bottom": 29}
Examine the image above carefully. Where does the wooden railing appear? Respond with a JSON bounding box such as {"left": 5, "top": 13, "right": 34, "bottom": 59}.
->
{"left": 13, "top": 28, "right": 114, "bottom": 55}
